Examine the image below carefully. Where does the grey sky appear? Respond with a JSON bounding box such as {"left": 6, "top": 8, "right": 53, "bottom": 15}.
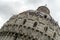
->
{"left": 0, "top": 0, "right": 60, "bottom": 28}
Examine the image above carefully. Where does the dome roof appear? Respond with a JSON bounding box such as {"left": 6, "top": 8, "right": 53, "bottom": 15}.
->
{"left": 37, "top": 6, "right": 50, "bottom": 14}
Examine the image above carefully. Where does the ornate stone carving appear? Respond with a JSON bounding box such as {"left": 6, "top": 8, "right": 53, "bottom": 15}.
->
{"left": 0, "top": 6, "right": 60, "bottom": 40}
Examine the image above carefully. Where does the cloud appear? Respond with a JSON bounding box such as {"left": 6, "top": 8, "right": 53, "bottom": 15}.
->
{"left": 0, "top": 0, "right": 60, "bottom": 28}
{"left": 0, "top": 17, "right": 6, "bottom": 28}
{"left": 47, "top": 0, "right": 60, "bottom": 26}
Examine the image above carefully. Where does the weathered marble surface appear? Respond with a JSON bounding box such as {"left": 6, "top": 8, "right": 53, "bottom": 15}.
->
{"left": 0, "top": 6, "right": 60, "bottom": 40}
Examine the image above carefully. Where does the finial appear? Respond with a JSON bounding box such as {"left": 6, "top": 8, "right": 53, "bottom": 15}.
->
{"left": 45, "top": 4, "right": 47, "bottom": 7}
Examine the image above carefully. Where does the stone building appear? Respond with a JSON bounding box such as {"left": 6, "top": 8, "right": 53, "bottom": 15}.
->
{"left": 0, "top": 6, "right": 60, "bottom": 40}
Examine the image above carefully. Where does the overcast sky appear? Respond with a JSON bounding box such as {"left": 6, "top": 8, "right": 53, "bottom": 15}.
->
{"left": 0, "top": 0, "right": 60, "bottom": 28}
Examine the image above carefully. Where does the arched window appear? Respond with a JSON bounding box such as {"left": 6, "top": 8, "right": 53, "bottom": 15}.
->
{"left": 23, "top": 19, "right": 27, "bottom": 25}
{"left": 33, "top": 22, "right": 37, "bottom": 27}
{"left": 44, "top": 27, "right": 48, "bottom": 32}
{"left": 53, "top": 32, "right": 56, "bottom": 38}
